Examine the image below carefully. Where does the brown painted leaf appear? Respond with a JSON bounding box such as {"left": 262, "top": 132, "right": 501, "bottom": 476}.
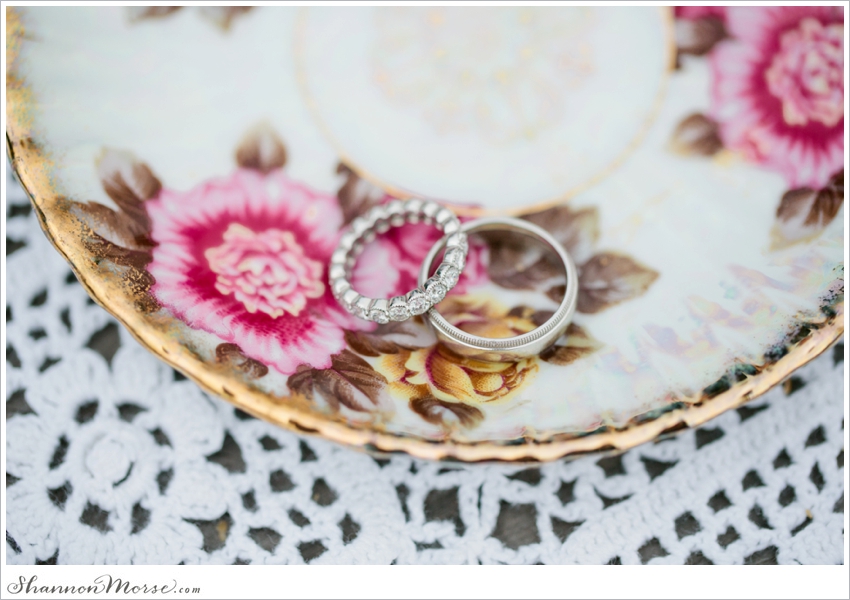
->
{"left": 531, "top": 312, "right": 554, "bottom": 327}
{"left": 546, "top": 284, "right": 566, "bottom": 304}
{"left": 345, "top": 330, "right": 399, "bottom": 357}
{"left": 539, "top": 323, "right": 603, "bottom": 366}
{"left": 97, "top": 149, "right": 161, "bottom": 236}
{"left": 506, "top": 306, "right": 560, "bottom": 329}
{"left": 487, "top": 248, "right": 562, "bottom": 290}
{"left": 336, "top": 163, "right": 387, "bottom": 225}
{"left": 670, "top": 113, "right": 723, "bottom": 156}
{"left": 523, "top": 205, "right": 599, "bottom": 264}
{"left": 344, "top": 321, "right": 430, "bottom": 357}
{"left": 772, "top": 171, "right": 844, "bottom": 249}
{"left": 127, "top": 6, "right": 182, "bottom": 22}
{"left": 320, "top": 350, "right": 386, "bottom": 411}
{"left": 287, "top": 364, "right": 318, "bottom": 401}
{"left": 121, "top": 265, "right": 159, "bottom": 313}
{"left": 287, "top": 350, "right": 386, "bottom": 412}
{"left": 122, "top": 263, "right": 155, "bottom": 290}
{"left": 84, "top": 232, "right": 153, "bottom": 271}
{"left": 485, "top": 229, "right": 562, "bottom": 290}
{"left": 485, "top": 205, "right": 598, "bottom": 290}
{"left": 577, "top": 252, "right": 659, "bottom": 314}
{"left": 409, "top": 396, "right": 483, "bottom": 428}
{"left": 197, "top": 6, "right": 253, "bottom": 30}
{"left": 133, "top": 289, "right": 161, "bottom": 314}
{"left": 71, "top": 201, "right": 154, "bottom": 251}
{"left": 675, "top": 16, "right": 726, "bottom": 57}
{"left": 235, "top": 123, "right": 287, "bottom": 174}
{"left": 216, "top": 343, "right": 269, "bottom": 379}
{"left": 78, "top": 229, "right": 158, "bottom": 312}
{"left": 241, "top": 359, "right": 269, "bottom": 379}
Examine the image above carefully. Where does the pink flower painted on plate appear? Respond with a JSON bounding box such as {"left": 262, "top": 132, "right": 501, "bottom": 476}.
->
{"left": 205, "top": 224, "right": 325, "bottom": 318}
{"left": 147, "top": 169, "right": 393, "bottom": 376}
{"left": 674, "top": 6, "right": 726, "bottom": 22}
{"left": 710, "top": 6, "right": 844, "bottom": 188}
{"left": 765, "top": 18, "right": 844, "bottom": 129}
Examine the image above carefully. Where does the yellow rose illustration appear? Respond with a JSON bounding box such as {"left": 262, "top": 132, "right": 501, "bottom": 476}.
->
{"left": 379, "top": 342, "right": 538, "bottom": 405}
{"left": 376, "top": 296, "right": 539, "bottom": 418}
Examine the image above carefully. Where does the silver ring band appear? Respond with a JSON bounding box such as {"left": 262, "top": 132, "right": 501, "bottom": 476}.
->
{"left": 330, "top": 199, "right": 468, "bottom": 323}
{"left": 418, "top": 216, "right": 578, "bottom": 362}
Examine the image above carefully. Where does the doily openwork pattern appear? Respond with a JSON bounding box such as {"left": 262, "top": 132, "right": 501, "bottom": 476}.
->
{"left": 5, "top": 166, "right": 845, "bottom": 565}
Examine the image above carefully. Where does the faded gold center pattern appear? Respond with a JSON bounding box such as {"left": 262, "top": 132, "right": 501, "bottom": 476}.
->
{"left": 372, "top": 7, "right": 596, "bottom": 144}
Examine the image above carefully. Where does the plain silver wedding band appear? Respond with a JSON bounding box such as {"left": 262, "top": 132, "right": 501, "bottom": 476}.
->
{"left": 418, "top": 216, "right": 578, "bottom": 362}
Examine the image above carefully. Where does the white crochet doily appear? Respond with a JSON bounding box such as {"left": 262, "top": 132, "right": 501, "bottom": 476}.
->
{"left": 4, "top": 165, "right": 845, "bottom": 565}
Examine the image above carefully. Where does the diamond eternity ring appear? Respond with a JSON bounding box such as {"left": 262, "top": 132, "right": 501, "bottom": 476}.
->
{"left": 330, "top": 199, "right": 468, "bottom": 324}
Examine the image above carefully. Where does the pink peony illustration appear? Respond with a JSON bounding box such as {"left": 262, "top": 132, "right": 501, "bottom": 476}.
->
{"left": 147, "top": 169, "right": 394, "bottom": 375}
{"left": 205, "top": 224, "right": 325, "bottom": 319}
{"left": 709, "top": 6, "right": 844, "bottom": 188}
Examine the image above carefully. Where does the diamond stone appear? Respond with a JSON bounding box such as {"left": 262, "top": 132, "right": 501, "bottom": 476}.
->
{"left": 388, "top": 298, "right": 410, "bottom": 321}
{"left": 424, "top": 278, "right": 446, "bottom": 303}
{"left": 442, "top": 218, "right": 461, "bottom": 236}
{"left": 332, "top": 278, "right": 350, "bottom": 299}
{"left": 440, "top": 266, "right": 460, "bottom": 288}
{"left": 407, "top": 290, "right": 430, "bottom": 315}
{"left": 353, "top": 297, "right": 372, "bottom": 320}
{"left": 446, "top": 232, "right": 468, "bottom": 252}
{"left": 444, "top": 247, "right": 465, "bottom": 269}
{"left": 341, "top": 290, "right": 359, "bottom": 313}
{"left": 369, "top": 308, "right": 389, "bottom": 324}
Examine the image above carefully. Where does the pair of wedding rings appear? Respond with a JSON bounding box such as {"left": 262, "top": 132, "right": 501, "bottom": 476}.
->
{"left": 329, "top": 199, "right": 578, "bottom": 362}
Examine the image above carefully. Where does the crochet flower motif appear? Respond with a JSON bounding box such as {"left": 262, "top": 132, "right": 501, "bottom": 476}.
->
{"left": 5, "top": 346, "right": 229, "bottom": 564}
{"left": 671, "top": 6, "right": 844, "bottom": 249}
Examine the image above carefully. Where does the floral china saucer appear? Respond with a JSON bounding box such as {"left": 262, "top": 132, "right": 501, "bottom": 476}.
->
{"left": 6, "top": 6, "right": 844, "bottom": 461}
